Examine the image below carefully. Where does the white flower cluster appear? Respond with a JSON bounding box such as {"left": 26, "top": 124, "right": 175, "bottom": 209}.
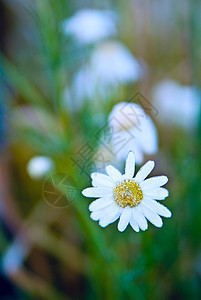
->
{"left": 62, "top": 9, "right": 142, "bottom": 109}
{"left": 62, "top": 9, "right": 172, "bottom": 233}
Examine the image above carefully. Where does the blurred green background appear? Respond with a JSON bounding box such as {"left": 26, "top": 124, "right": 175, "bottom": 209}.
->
{"left": 0, "top": 0, "right": 201, "bottom": 299}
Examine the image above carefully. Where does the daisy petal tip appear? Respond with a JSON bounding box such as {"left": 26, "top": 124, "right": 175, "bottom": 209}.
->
{"left": 133, "top": 227, "right": 140, "bottom": 233}
{"left": 118, "top": 219, "right": 129, "bottom": 232}
{"left": 90, "top": 172, "right": 100, "bottom": 179}
{"left": 82, "top": 188, "right": 94, "bottom": 197}
{"left": 162, "top": 175, "right": 169, "bottom": 185}
{"left": 98, "top": 221, "right": 104, "bottom": 227}
{"left": 130, "top": 222, "right": 140, "bottom": 232}
{"left": 90, "top": 172, "right": 95, "bottom": 179}
{"left": 127, "top": 150, "right": 135, "bottom": 159}
{"left": 166, "top": 209, "right": 172, "bottom": 218}
{"left": 90, "top": 213, "right": 94, "bottom": 220}
{"left": 145, "top": 160, "right": 155, "bottom": 171}
{"left": 141, "top": 224, "right": 148, "bottom": 231}
{"left": 106, "top": 164, "right": 122, "bottom": 182}
{"left": 99, "top": 220, "right": 108, "bottom": 228}
{"left": 164, "top": 190, "right": 169, "bottom": 198}
{"left": 125, "top": 151, "right": 136, "bottom": 178}
{"left": 88, "top": 203, "right": 93, "bottom": 212}
{"left": 149, "top": 160, "right": 155, "bottom": 168}
{"left": 126, "top": 150, "right": 135, "bottom": 166}
{"left": 135, "top": 160, "right": 156, "bottom": 182}
{"left": 90, "top": 212, "right": 100, "bottom": 221}
{"left": 117, "top": 226, "right": 126, "bottom": 233}
{"left": 156, "top": 220, "right": 163, "bottom": 228}
{"left": 81, "top": 189, "right": 87, "bottom": 197}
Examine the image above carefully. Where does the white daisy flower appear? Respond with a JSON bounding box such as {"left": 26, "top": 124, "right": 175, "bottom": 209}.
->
{"left": 82, "top": 151, "right": 171, "bottom": 232}
{"left": 90, "top": 41, "right": 142, "bottom": 85}
{"left": 65, "top": 41, "right": 142, "bottom": 109}
{"left": 27, "top": 156, "right": 54, "bottom": 179}
{"left": 62, "top": 9, "right": 117, "bottom": 44}
{"left": 152, "top": 80, "right": 200, "bottom": 130}
{"left": 109, "top": 102, "right": 158, "bottom": 164}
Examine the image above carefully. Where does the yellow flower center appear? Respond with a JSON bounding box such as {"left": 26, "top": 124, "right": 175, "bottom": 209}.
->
{"left": 114, "top": 179, "right": 143, "bottom": 208}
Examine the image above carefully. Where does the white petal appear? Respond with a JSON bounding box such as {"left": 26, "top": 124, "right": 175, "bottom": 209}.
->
{"left": 117, "top": 207, "right": 132, "bottom": 232}
{"left": 129, "top": 216, "right": 140, "bottom": 232}
{"left": 106, "top": 165, "right": 122, "bottom": 182}
{"left": 124, "top": 151, "right": 135, "bottom": 179}
{"left": 99, "top": 204, "right": 121, "bottom": 227}
{"left": 140, "top": 176, "right": 168, "bottom": 190}
{"left": 134, "top": 161, "right": 155, "bottom": 183}
{"left": 89, "top": 197, "right": 114, "bottom": 212}
{"left": 91, "top": 172, "right": 115, "bottom": 188}
{"left": 90, "top": 207, "right": 107, "bottom": 221}
{"left": 132, "top": 207, "right": 148, "bottom": 231}
{"left": 143, "top": 187, "right": 169, "bottom": 200}
{"left": 82, "top": 187, "right": 112, "bottom": 198}
{"left": 142, "top": 198, "right": 172, "bottom": 218}
{"left": 139, "top": 204, "right": 163, "bottom": 228}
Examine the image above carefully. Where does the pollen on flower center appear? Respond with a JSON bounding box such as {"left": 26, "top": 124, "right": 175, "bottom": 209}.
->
{"left": 113, "top": 179, "right": 143, "bottom": 208}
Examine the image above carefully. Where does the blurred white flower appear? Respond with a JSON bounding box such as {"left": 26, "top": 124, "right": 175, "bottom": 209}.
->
{"left": 82, "top": 151, "right": 171, "bottom": 232}
{"left": 27, "top": 156, "right": 54, "bottom": 179}
{"left": 108, "top": 102, "right": 158, "bottom": 164}
{"left": 62, "top": 9, "right": 117, "bottom": 44}
{"left": 62, "top": 66, "right": 95, "bottom": 112}
{"left": 90, "top": 41, "right": 141, "bottom": 85}
{"left": 64, "top": 41, "right": 142, "bottom": 110}
{"left": 152, "top": 80, "right": 200, "bottom": 130}
{"left": 2, "top": 235, "right": 30, "bottom": 275}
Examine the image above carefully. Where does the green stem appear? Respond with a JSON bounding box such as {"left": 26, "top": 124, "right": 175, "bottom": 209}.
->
{"left": 55, "top": 179, "right": 117, "bottom": 299}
